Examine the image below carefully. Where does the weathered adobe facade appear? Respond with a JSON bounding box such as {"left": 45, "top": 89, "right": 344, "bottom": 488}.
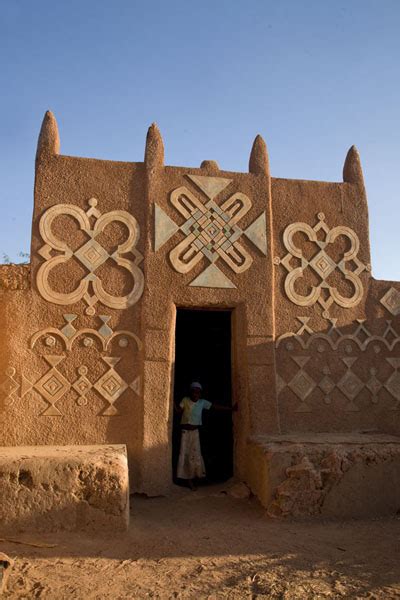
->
{"left": 1, "top": 111, "right": 400, "bottom": 516}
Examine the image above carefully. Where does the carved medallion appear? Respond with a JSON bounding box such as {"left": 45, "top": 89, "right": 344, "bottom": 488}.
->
{"left": 275, "top": 213, "right": 369, "bottom": 317}
{"left": 155, "top": 175, "right": 267, "bottom": 288}
{"left": 37, "top": 198, "right": 144, "bottom": 314}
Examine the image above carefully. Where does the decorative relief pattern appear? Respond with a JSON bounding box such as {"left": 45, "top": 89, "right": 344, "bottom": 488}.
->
{"left": 37, "top": 198, "right": 144, "bottom": 315}
{"left": 0, "top": 315, "right": 142, "bottom": 417}
{"left": 0, "top": 368, "right": 21, "bottom": 410}
{"left": 276, "top": 316, "right": 400, "bottom": 351}
{"left": 155, "top": 175, "right": 267, "bottom": 288}
{"left": 276, "top": 317, "right": 400, "bottom": 412}
{"left": 380, "top": 287, "right": 400, "bottom": 316}
{"left": 274, "top": 213, "right": 370, "bottom": 317}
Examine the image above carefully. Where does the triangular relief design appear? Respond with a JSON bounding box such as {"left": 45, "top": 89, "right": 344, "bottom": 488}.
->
{"left": 189, "top": 264, "right": 236, "bottom": 289}
{"left": 154, "top": 204, "right": 179, "bottom": 251}
{"left": 244, "top": 212, "right": 267, "bottom": 256}
{"left": 187, "top": 175, "right": 232, "bottom": 200}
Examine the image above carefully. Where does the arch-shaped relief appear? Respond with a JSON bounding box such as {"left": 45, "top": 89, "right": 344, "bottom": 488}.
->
{"left": 37, "top": 198, "right": 144, "bottom": 315}
{"left": 0, "top": 315, "right": 143, "bottom": 417}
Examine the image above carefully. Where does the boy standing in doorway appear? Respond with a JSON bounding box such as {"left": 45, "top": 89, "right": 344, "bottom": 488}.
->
{"left": 175, "top": 381, "right": 237, "bottom": 490}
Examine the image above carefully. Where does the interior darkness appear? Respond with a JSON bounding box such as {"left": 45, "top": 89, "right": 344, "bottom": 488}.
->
{"left": 172, "top": 309, "right": 233, "bottom": 483}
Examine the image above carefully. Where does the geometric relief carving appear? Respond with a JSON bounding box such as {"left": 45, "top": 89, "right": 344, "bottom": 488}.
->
{"left": 380, "top": 287, "right": 400, "bottom": 316}
{"left": 37, "top": 198, "right": 144, "bottom": 315}
{"left": 275, "top": 212, "right": 370, "bottom": 317}
{"left": 287, "top": 356, "right": 315, "bottom": 412}
{"left": 33, "top": 355, "right": 70, "bottom": 416}
{"left": 20, "top": 315, "right": 143, "bottom": 417}
{"left": 384, "top": 358, "right": 400, "bottom": 410}
{"left": 279, "top": 355, "right": 365, "bottom": 412}
{"left": 154, "top": 175, "right": 267, "bottom": 289}
{"left": 276, "top": 316, "right": 400, "bottom": 352}
{"left": 277, "top": 318, "right": 400, "bottom": 411}
{"left": 337, "top": 358, "right": 362, "bottom": 412}
{"left": 0, "top": 367, "right": 21, "bottom": 411}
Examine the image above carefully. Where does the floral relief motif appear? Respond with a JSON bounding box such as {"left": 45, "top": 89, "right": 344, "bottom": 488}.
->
{"left": 37, "top": 198, "right": 144, "bottom": 315}
{"left": 275, "top": 212, "right": 370, "bottom": 317}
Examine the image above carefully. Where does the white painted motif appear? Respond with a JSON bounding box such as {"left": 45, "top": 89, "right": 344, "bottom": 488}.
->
{"left": 155, "top": 175, "right": 268, "bottom": 288}
{"left": 275, "top": 213, "right": 369, "bottom": 317}
{"left": 37, "top": 198, "right": 144, "bottom": 315}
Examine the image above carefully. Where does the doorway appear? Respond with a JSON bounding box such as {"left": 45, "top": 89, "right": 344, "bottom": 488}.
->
{"left": 172, "top": 308, "right": 233, "bottom": 483}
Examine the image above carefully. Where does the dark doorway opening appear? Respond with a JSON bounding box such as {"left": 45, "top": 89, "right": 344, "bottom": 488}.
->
{"left": 172, "top": 308, "right": 233, "bottom": 484}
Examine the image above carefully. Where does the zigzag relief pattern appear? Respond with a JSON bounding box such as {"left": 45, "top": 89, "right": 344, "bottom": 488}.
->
{"left": 0, "top": 315, "right": 142, "bottom": 417}
{"left": 276, "top": 317, "right": 400, "bottom": 413}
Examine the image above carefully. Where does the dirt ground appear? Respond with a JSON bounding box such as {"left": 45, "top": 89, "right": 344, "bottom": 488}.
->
{"left": 1, "top": 482, "right": 400, "bottom": 599}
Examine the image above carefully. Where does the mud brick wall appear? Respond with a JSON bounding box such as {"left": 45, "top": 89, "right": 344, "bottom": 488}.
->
{"left": 0, "top": 111, "right": 399, "bottom": 495}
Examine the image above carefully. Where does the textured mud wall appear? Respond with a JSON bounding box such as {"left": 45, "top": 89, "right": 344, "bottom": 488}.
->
{"left": 246, "top": 434, "right": 400, "bottom": 518}
{"left": 144, "top": 132, "right": 278, "bottom": 491}
{"left": 0, "top": 444, "right": 129, "bottom": 531}
{"left": 1, "top": 111, "right": 399, "bottom": 499}
{"left": 272, "top": 159, "right": 400, "bottom": 436}
{"left": 0, "top": 113, "right": 145, "bottom": 490}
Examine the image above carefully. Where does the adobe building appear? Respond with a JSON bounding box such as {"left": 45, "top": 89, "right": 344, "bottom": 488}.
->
{"left": 0, "top": 111, "right": 400, "bottom": 527}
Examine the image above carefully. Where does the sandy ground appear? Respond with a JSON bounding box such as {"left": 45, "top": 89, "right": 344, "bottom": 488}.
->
{"left": 1, "top": 482, "right": 400, "bottom": 599}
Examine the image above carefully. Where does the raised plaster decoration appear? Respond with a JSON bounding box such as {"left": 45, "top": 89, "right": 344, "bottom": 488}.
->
{"left": 384, "top": 358, "right": 400, "bottom": 410}
{"left": 30, "top": 314, "right": 142, "bottom": 353}
{"left": 33, "top": 355, "right": 70, "bottom": 416}
{"left": 337, "top": 358, "right": 362, "bottom": 411}
{"left": 0, "top": 367, "right": 20, "bottom": 410}
{"left": 189, "top": 263, "right": 236, "bottom": 289}
{"left": 94, "top": 357, "right": 128, "bottom": 416}
{"left": 380, "top": 287, "right": 400, "bottom": 316}
{"left": 244, "top": 212, "right": 268, "bottom": 255}
{"left": 187, "top": 175, "right": 232, "bottom": 200}
{"left": 276, "top": 317, "right": 400, "bottom": 352}
{"left": 37, "top": 198, "right": 144, "bottom": 315}
{"left": 276, "top": 318, "right": 400, "bottom": 410}
{"left": 154, "top": 204, "right": 179, "bottom": 252}
{"left": 154, "top": 175, "right": 268, "bottom": 288}
{"left": 287, "top": 356, "right": 314, "bottom": 412}
{"left": 275, "top": 212, "right": 369, "bottom": 317}
{"left": 22, "top": 315, "right": 143, "bottom": 416}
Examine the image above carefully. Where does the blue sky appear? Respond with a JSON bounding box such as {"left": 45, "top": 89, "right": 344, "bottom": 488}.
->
{"left": 0, "top": 0, "right": 399, "bottom": 278}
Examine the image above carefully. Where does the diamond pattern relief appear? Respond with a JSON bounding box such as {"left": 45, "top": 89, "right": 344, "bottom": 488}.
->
{"left": 319, "top": 375, "right": 336, "bottom": 395}
{"left": 75, "top": 239, "right": 109, "bottom": 272}
{"left": 366, "top": 376, "right": 382, "bottom": 397}
{"left": 288, "top": 371, "right": 316, "bottom": 401}
{"left": 337, "top": 371, "right": 363, "bottom": 400}
{"left": 309, "top": 250, "right": 336, "bottom": 279}
{"left": 380, "top": 287, "right": 400, "bottom": 316}
{"left": 94, "top": 371, "right": 127, "bottom": 401}
{"left": 384, "top": 370, "right": 400, "bottom": 401}
{"left": 73, "top": 376, "right": 92, "bottom": 396}
{"left": 35, "top": 370, "right": 70, "bottom": 403}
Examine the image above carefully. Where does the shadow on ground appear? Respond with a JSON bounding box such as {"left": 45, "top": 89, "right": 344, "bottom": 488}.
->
{"left": 1, "top": 482, "right": 400, "bottom": 598}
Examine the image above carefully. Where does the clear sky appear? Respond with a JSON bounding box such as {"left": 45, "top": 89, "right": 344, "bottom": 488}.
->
{"left": 0, "top": 0, "right": 399, "bottom": 278}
